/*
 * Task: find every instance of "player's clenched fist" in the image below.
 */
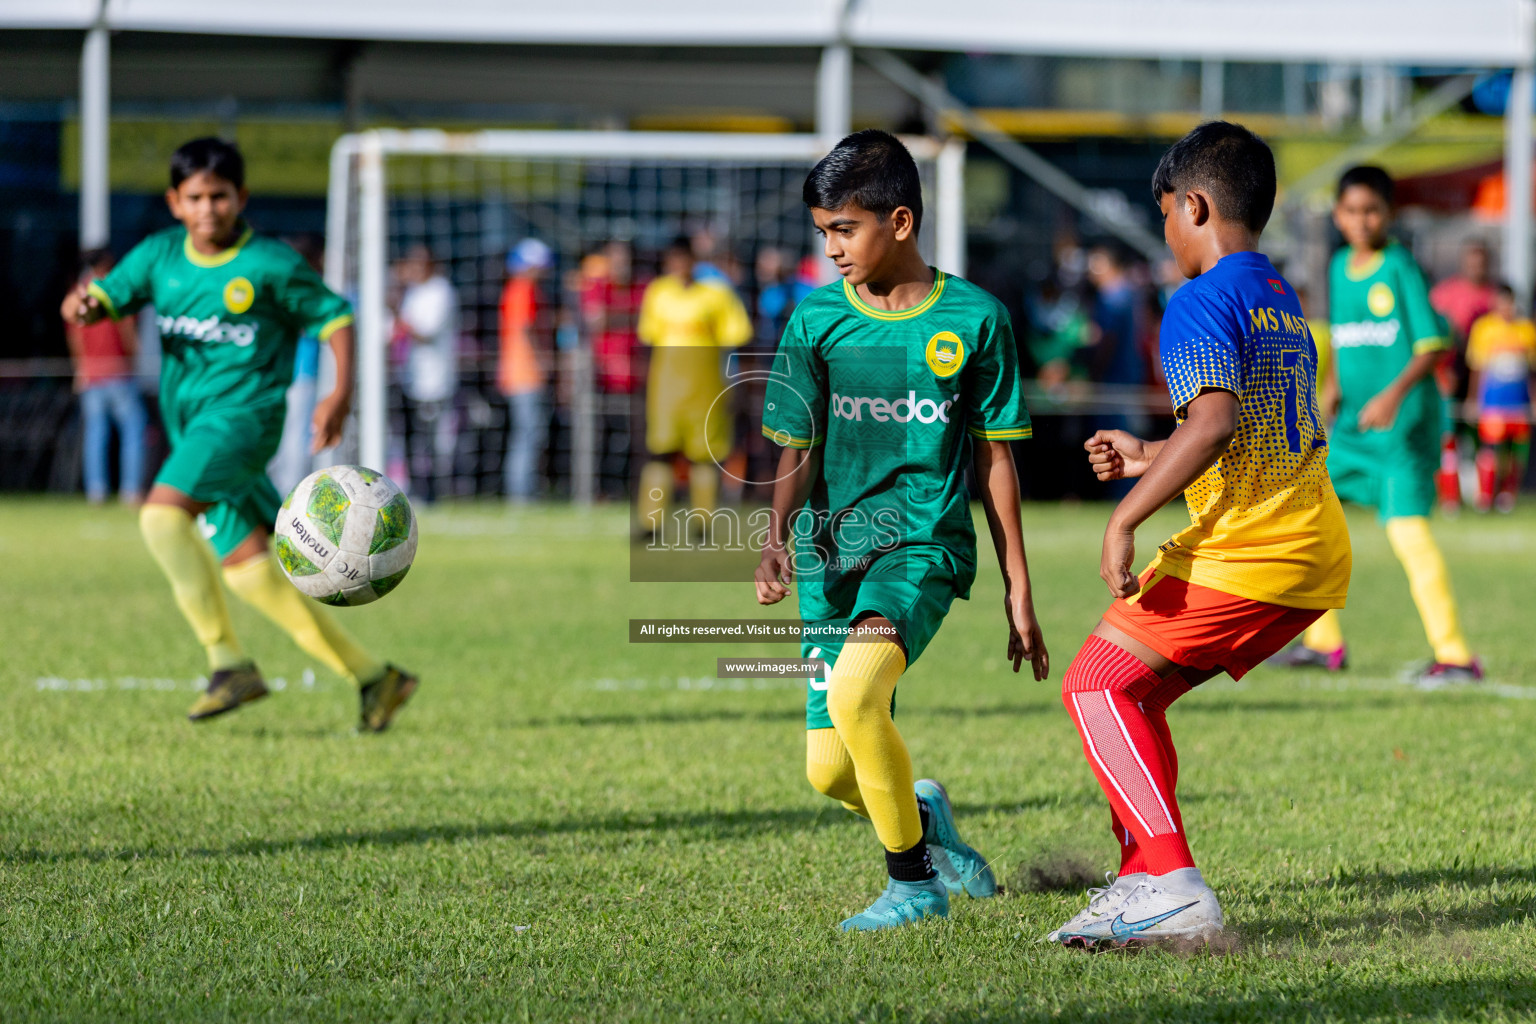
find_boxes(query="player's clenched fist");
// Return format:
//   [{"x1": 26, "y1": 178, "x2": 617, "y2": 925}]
[
  {"x1": 61, "y1": 283, "x2": 106, "y2": 326},
  {"x1": 1084, "y1": 429, "x2": 1154, "y2": 481},
  {"x1": 755, "y1": 544, "x2": 793, "y2": 605}
]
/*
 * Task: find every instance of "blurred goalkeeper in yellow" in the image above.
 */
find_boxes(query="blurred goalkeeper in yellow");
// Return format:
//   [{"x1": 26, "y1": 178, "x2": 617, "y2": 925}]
[{"x1": 636, "y1": 236, "x2": 752, "y2": 530}]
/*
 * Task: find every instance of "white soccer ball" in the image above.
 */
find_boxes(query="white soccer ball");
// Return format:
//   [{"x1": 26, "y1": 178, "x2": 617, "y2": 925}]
[{"x1": 273, "y1": 465, "x2": 417, "y2": 606}]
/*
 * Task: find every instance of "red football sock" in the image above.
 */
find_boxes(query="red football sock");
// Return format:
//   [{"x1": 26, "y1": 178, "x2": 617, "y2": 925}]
[
  {"x1": 1476, "y1": 448, "x2": 1498, "y2": 509},
  {"x1": 1110, "y1": 671, "x2": 1190, "y2": 876},
  {"x1": 1063, "y1": 636, "x2": 1195, "y2": 875},
  {"x1": 1437, "y1": 434, "x2": 1461, "y2": 507}
]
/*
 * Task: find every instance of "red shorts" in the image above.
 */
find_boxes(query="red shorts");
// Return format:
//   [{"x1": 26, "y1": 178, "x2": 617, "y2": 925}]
[
  {"x1": 1102, "y1": 571, "x2": 1323, "y2": 680},
  {"x1": 1478, "y1": 414, "x2": 1531, "y2": 446}
]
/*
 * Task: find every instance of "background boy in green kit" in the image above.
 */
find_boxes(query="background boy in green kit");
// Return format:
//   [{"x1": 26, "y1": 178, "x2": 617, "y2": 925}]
[
  {"x1": 1271, "y1": 165, "x2": 1481, "y2": 684},
  {"x1": 755, "y1": 131, "x2": 1048, "y2": 932},
  {"x1": 62, "y1": 137, "x2": 418, "y2": 728}
]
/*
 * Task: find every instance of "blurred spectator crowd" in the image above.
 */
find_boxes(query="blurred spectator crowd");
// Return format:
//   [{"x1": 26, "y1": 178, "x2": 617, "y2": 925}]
[{"x1": 41, "y1": 231, "x2": 1535, "y2": 513}]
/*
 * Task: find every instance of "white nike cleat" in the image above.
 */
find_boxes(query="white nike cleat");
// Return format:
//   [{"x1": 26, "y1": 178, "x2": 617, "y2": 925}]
[
  {"x1": 1045, "y1": 871, "x2": 1145, "y2": 944},
  {"x1": 1054, "y1": 877, "x2": 1223, "y2": 949}
]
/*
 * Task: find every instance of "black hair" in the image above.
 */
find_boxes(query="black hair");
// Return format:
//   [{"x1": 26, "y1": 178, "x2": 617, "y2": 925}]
[
  {"x1": 1151, "y1": 120, "x2": 1276, "y2": 233},
  {"x1": 1088, "y1": 241, "x2": 1130, "y2": 269},
  {"x1": 1495, "y1": 281, "x2": 1516, "y2": 298},
  {"x1": 79, "y1": 247, "x2": 113, "y2": 274},
  {"x1": 665, "y1": 235, "x2": 694, "y2": 257},
  {"x1": 169, "y1": 136, "x2": 245, "y2": 190},
  {"x1": 1336, "y1": 165, "x2": 1395, "y2": 205},
  {"x1": 803, "y1": 129, "x2": 923, "y2": 234}
]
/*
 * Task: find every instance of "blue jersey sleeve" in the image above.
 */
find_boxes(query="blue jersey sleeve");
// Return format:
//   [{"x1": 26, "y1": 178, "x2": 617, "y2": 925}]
[{"x1": 1159, "y1": 287, "x2": 1243, "y2": 419}]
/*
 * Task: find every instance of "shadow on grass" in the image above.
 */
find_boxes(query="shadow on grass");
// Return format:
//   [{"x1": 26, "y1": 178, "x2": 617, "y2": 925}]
[
  {"x1": 978, "y1": 976, "x2": 1536, "y2": 1024},
  {"x1": 0, "y1": 793, "x2": 1093, "y2": 866},
  {"x1": 510, "y1": 702, "x2": 1058, "y2": 730},
  {"x1": 1236, "y1": 863, "x2": 1536, "y2": 942},
  {"x1": 506, "y1": 693, "x2": 1416, "y2": 731}
]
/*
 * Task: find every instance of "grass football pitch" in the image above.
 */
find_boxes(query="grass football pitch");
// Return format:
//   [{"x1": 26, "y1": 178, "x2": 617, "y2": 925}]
[{"x1": 3, "y1": 497, "x2": 1535, "y2": 1023}]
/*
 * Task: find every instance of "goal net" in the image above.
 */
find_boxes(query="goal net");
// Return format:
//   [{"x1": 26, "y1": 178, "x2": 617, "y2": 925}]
[{"x1": 322, "y1": 130, "x2": 965, "y2": 505}]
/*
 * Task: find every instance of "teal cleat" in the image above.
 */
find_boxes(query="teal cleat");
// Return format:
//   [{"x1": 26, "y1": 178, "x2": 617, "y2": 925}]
[
  {"x1": 839, "y1": 875, "x2": 949, "y2": 932},
  {"x1": 915, "y1": 778, "x2": 997, "y2": 899}
]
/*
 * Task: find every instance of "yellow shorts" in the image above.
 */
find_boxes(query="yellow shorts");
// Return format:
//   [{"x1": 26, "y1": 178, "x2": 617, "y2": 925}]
[{"x1": 646, "y1": 395, "x2": 732, "y2": 462}]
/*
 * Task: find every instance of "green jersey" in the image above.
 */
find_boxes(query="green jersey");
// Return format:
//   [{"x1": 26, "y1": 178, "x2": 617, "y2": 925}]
[
  {"x1": 1327, "y1": 241, "x2": 1447, "y2": 454},
  {"x1": 761, "y1": 270, "x2": 1030, "y2": 601},
  {"x1": 90, "y1": 223, "x2": 353, "y2": 429}
]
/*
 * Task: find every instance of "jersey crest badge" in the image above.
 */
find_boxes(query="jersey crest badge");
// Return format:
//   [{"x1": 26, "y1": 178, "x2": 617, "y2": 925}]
[
  {"x1": 1367, "y1": 282, "x2": 1395, "y2": 318},
  {"x1": 925, "y1": 331, "x2": 965, "y2": 378},
  {"x1": 223, "y1": 277, "x2": 255, "y2": 315},
  {"x1": 1267, "y1": 279, "x2": 1285, "y2": 294}
]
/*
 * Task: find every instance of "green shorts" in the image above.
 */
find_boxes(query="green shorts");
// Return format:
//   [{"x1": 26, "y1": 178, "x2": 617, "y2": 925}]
[
  {"x1": 1327, "y1": 436, "x2": 1437, "y2": 522},
  {"x1": 798, "y1": 555, "x2": 960, "y2": 731},
  {"x1": 157, "y1": 408, "x2": 285, "y2": 559}
]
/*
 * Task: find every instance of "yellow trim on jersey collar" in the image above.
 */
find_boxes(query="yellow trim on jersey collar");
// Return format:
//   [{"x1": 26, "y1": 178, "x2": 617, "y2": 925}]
[
  {"x1": 183, "y1": 224, "x2": 254, "y2": 268},
  {"x1": 1344, "y1": 246, "x2": 1387, "y2": 282},
  {"x1": 843, "y1": 269, "x2": 946, "y2": 321}
]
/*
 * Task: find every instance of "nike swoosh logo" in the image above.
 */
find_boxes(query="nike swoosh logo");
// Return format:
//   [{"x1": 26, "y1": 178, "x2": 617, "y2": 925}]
[{"x1": 1108, "y1": 900, "x2": 1199, "y2": 938}]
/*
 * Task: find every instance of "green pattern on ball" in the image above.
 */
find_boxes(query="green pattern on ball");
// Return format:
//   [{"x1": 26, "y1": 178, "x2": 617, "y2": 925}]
[
  {"x1": 275, "y1": 534, "x2": 322, "y2": 577},
  {"x1": 316, "y1": 591, "x2": 349, "y2": 606},
  {"x1": 369, "y1": 493, "x2": 413, "y2": 555},
  {"x1": 354, "y1": 466, "x2": 382, "y2": 484},
  {"x1": 306, "y1": 474, "x2": 351, "y2": 546},
  {"x1": 370, "y1": 566, "x2": 411, "y2": 599}
]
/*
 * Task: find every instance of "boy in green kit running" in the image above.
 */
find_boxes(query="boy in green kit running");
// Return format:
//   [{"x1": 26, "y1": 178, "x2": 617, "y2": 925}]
[
  {"x1": 756, "y1": 130, "x2": 1049, "y2": 931},
  {"x1": 1270, "y1": 165, "x2": 1480, "y2": 685},
  {"x1": 62, "y1": 137, "x2": 417, "y2": 728}
]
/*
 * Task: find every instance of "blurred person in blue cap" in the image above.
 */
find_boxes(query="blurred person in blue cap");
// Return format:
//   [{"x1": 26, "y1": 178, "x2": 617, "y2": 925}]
[{"x1": 499, "y1": 237, "x2": 553, "y2": 501}]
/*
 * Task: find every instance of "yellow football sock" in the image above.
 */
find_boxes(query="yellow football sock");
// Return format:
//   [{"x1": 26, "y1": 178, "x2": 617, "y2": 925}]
[
  {"x1": 637, "y1": 460, "x2": 672, "y2": 533},
  {"x1": 222, "y1": 553, "x2": 385, "y2": 687},
  {"x1": 139, "y1": 504, "x2": 246, "y2": 671},
  {"x1": 1386, "y1": 516, "x2": 1473, "y2": 666},
  {"x1": 1303, "y1": 609, "x2": 1344, "y2": 653},
  {"x1": 688, "y1": 461, "x2": 719, "y2": 516},
  {"x1": 825, "y1": 638, "x2": 920, "y2": 853},
  {"x1": 806, "y1": 727, "x2": 869, "y2": 818}
]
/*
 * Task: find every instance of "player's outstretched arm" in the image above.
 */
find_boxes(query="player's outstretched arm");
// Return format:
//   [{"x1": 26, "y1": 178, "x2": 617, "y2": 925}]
[
  {"x1": 1099, "y1": 388, "x2": 1239, "y2": 598},
  {"x1": 755, "y1": 445, "x2": 821, "y2": 606},
  {"x1": 974, "y1": 439, "x2": 1048, "y2": 680},
  {"x1": 311, "y1": 324, "x2": 357, "y2": 453}
]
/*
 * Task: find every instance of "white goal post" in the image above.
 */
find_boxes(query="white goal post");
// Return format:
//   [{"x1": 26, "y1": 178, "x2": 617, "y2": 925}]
[{"x1": 323, "y1": 129, "x2": 966, "y2": 503}]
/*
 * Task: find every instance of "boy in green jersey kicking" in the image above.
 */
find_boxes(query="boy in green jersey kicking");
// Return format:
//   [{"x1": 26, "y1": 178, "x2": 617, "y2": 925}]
[
  {"x1": 756, "y1": 131, "x2": 1049, "y2": 931},
  {"x1": 1271, "y1": 165, "x2": 1480, "y2": 685},
  {"x1": 62, "y1": 137, "x2": 417, "y2": 728}
]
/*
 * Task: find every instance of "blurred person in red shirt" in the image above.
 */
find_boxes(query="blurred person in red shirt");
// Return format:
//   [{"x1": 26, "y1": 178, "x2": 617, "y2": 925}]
[
  {"x1": 581, "y1": 241, "x2": 644, "y2": 395},
  {"x1": 580, "y1": 241, "x2": 646, "y2": 498},
  {"x1": 1431, "y1": 240, "x2": 1497, "y2": 343},
  {"x1": 1430, "y1": 240, "x2": 1498, "y2": 512},
  {"x1": 499, "y1": 238, "x2": 553, "y2": 501},
  {"x1": 65, "y1": 248, "x2": 147, "y2": 505}
]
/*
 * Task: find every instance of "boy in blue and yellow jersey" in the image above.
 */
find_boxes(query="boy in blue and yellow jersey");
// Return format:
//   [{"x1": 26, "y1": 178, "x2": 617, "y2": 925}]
[
  {"x1": 1051, "y1": 123, "x2": 1351, "y2": 949},
  {"x1": 1272, "y1": 166, "x2": 1481, "y2": 684},
  {"x1": 1466, "y1": 283, "x2": 1535, "y2": 512},
  {"x1": 756, "y1": 130, "x2": 1048, "y2": 932},
  {"x1": 62, "y1": 137, "x2": 416, "y2": 729}
]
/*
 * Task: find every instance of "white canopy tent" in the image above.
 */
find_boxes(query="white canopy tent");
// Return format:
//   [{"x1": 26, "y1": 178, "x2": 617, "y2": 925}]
[
  {"x1": 15, "y1": 0, "x2": 1536, "y2": 287},
  {"x1": 21, "y1": 0, "x2": 1536, "y2": 63}
]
